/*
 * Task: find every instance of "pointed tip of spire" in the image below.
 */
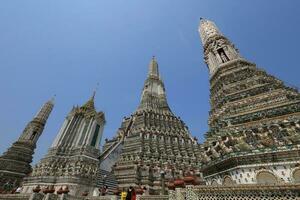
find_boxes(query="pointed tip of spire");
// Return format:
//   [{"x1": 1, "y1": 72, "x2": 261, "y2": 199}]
[
  {"x1": 199, "y1": 17, "x2": 213, "y2": 25},
  {"x1": 89, "y1": 90, "x2": 96, "y2": 103},
  {"x1": 81, "y1": 91, "x2": 96, "y2": 111},
  {"x1": 199, "y1": 17, "x2": 207, "y2": 23},
  {"x1": 151, "y1": 55, "x2": 157, "y2": 64},
  {"x1": 92, "y1": 90, "x2": 96, "y2": 99},
  {"x1": 35, "y1": 96, "x2": 55, "y2": 121},
  {"x1": 48, "y1": 95, "x2": 56, "y2": 105},
  {"x1": 92, "y1": 82, "x2": 99, "y2": 100},
  {"x1": 199, "y1": 18, "x2": 222, "y2": 45},
  {"x1": 148, "y1": 56, "x2": 159, "y2": 78}
]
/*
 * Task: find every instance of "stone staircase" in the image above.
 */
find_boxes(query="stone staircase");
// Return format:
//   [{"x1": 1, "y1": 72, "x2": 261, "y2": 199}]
[
  {"x1": 96, "y1": 169, "x2": 118, "y2": 195},
  {"x1": 97, "y1": 117, "x2": 136, "y2": 194}
]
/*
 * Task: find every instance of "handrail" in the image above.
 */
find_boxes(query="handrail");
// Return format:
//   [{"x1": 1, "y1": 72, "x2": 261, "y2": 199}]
[{"x1": 99, "y1": 116, "x2": 135, "y2": 162}]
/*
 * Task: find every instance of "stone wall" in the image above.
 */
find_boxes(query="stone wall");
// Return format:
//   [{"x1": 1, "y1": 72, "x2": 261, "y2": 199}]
[
  {"x1": 0, "y1": 193, "x2": 31, "y2": 200},
  {"x1": 170, "y1": 184, "x2": 300, "y2": 200},
  {"x1": 205, "y1": 161, "x2": 299, "y2": 185}
]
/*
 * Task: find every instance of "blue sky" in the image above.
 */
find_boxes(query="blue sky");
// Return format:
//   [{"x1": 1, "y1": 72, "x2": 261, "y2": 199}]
[{"x1": 0, "y1": 0, "x2": 299, "y2": 163}]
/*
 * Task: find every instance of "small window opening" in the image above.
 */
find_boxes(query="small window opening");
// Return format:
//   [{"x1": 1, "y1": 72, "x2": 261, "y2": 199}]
[
  {"x1": 30, "y1": 131, "x2": 37, "y2": 140},
  {"x1": 217, "y1": 48, "x2": 229, "y2": 63},
  {"x1": 91, "y1": 124, "x2": 100, "y2": 146}
]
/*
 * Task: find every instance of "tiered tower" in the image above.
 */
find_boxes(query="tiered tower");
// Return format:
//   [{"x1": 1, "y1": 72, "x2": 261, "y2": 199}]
[
  {"x1": 0, "y1": 98, "x2": 54, "y2": 188},
  {"x1": 198, "y1": 18, "x2": 300, "y2": 185},
  {"x1": 101, "y1": 57, "x2": 202, "y2": 194},
  {"x1": 22, "y1": 93, "x2": 105, "y2": 196}
]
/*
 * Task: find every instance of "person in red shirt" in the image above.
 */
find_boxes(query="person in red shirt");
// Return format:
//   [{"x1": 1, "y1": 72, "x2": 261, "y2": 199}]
[{"x1": 131, "y1": 187, "x2": 136, "y2": 200}]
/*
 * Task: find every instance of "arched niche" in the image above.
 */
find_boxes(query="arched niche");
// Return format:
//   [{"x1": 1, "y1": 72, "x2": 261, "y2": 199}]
[
  {"x1": 256, "y1": 171, "x2": 278, "y2": 184},
  {"x1": 211, "y1": 179, "x2": 218, "y2": 186},
  {"x1": 292, "y1": 168, "x2": 300, "y2": 183},
  {"x1": 223, "y1": 176, "x2": 235, "y2": 185}
]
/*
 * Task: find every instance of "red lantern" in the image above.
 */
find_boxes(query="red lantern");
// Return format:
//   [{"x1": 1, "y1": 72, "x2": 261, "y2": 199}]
[
  {"x1": 184, "y1": 175, "x2": 195, "y2": 185},
  {"x1": 174, "y1": 179, "x2": 185, "y2": 188},
  {"x1": 167, "y1": 181, "x2": 175, "y2": 190},
  {"x1": 48, "y1": 186, "x2": 55, "y2": 194},
  {"x1": 42, "y1": 186, "x2": 50, "y2": 194}
]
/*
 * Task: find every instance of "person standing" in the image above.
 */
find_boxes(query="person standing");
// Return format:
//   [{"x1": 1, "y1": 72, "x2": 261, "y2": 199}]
[
  {"x1": 126, "y1": 186, "x2": 132, "y2": 200},
  {"x1": 121, "y1": 188, "x2": 127, "y2": 200},
  {"x1": 131, "y1": 187, "x2": 136, "y2": 200},
  {"x1": 101, "y1": 185, "x2": 108, "y2": 196}
]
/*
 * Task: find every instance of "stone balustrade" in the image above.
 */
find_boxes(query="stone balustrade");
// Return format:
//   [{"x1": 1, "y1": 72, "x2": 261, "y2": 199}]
[
  {"x1": 1, "y1": 184, "x2": 300, "y2": 200},
  {"x1": 170, "y1": 184, "x2": 300, "y2": 200}
]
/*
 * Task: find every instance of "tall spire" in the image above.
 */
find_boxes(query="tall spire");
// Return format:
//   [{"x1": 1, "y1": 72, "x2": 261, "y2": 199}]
[
  {"x1": 0, "y1": 98, "x2": 54, "y2": 187},
  {"x1": 34, "y1": 96, "x2": 55, "y2": 124},
  {"x1": 198, "y1": 18, "x2": 241, "y2": 75},
  {"x1": 198, "y1": 19, "x2": 300, "y2": 187},
  {"x1": 19, "y1": 97, "x2": 54, "y2": 142},
  {"x1": 137, "y1": 57, "x2": 172, "y2": 114},
  {"x1": 100, "y1": 58, "x2": 195, "y2": 192}
]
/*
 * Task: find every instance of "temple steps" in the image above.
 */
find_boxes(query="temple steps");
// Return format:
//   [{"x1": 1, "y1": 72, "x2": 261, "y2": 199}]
[{"x1": 96, "y1": 169, "x2": 118, "y2": 194}]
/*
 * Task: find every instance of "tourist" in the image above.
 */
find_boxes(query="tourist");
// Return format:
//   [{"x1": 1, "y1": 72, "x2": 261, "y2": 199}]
[
  {"x1": 131, "y1": 187, "x2": 136, "y2": 200},
  {"x1": 121, "y1": 188, "x2": 127, "y2": 200},
  {"x1": 100, "y1": 185, "x2": 108, "y2": 196},
  {"x1": 126, "y1": 186, "x2": 133, "y2": 200}
]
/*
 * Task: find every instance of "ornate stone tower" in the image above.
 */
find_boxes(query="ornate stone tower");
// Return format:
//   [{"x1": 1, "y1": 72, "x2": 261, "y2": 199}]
[
  {"x1": 0, "y1": 98, "x2": 54, "y2": 188},
  {"x1": 100, "y1": 57, "x2": 202, "y2": 194},
  {"x1": 198, "y1": 18, "x2": 300, "y2": 185},
  {"x1": 23, "y1": 93, "x2": 105, "y2": 196}
]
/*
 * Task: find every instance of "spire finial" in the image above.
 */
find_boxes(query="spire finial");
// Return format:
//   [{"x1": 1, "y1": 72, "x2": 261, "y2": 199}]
[
  {"x1": 50, "y1": 94, "x2": 56, "y2": 104},
  {"x1": 92, "y1": 82, "x2": 99, "y2": 99},
  {"x1": 148, "y1": 56, "x2": 159, "y2": 77},
  {"x1": 137, "y1": 57, "x2": 171, "y2": 113},
  {"x1": 81, "y1": 84, "x2": 98, "y2": 110},
  {"x1": 199, "y1": 18, "x2": 222, "y2": 45},
  {"x1": 35, "y1": 97, "x2": 55, "y2": 121}
]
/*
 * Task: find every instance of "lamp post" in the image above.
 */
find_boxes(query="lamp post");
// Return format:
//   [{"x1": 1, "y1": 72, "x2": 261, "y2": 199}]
[{"x1": 160, "y1": 170, "x2": 166, "y2": 195}]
